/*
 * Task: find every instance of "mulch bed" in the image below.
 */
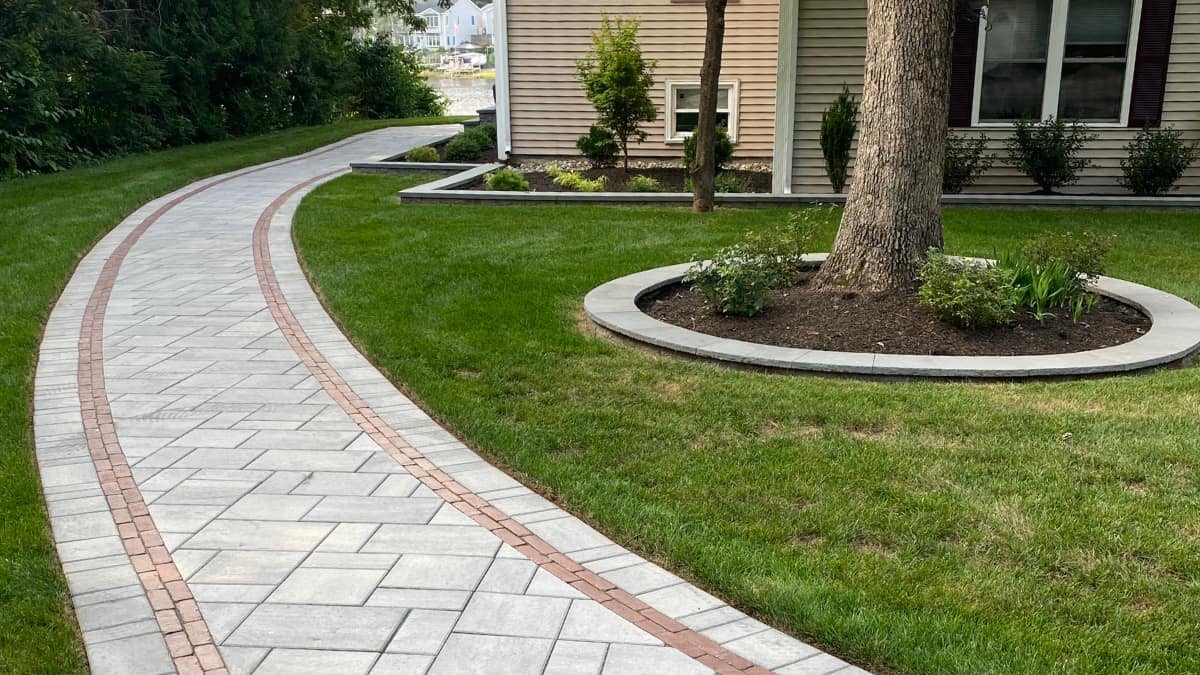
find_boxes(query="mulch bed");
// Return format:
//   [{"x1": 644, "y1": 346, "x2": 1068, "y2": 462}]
[
  {"x1": 640, "y1": 274, "x2": 1151, "y2": 356},
  {"x1": 465, "y1": 167, "x2": 771, "y2": 193}
]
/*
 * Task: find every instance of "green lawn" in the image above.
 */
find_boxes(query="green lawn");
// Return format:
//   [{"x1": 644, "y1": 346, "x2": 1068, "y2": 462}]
[
  {"x1": 0, "y1": 117, "x2": 464, "y2": 674},
  {"x1": 295, "y1": 173, "x2": 1200, "y2": 675}
]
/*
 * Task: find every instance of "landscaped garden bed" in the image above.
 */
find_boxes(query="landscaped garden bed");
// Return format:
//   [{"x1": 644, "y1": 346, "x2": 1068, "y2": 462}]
[
  {"x1": 641, "y1": 272, "x2": 1149, "y2": 356},
  {"x1": 296, "y1": 172, "x2": 1200, "y2": 675},
  {"x1": 463, "y1": 165, "x2": 771, "y2": 193}
]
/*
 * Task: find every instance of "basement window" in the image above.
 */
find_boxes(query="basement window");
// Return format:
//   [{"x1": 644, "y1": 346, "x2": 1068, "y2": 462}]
[{"x1": 665, "y1": 81, "x2": 740, "y2": 143}]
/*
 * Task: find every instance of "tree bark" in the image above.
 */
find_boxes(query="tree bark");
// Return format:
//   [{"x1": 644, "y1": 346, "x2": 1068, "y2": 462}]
[
  {"x1": 813, "y1": 0, "x2": 956, "y2": 292},
  {"x1": 690, "y1": 0, "x2": 729, "y2": 213}
]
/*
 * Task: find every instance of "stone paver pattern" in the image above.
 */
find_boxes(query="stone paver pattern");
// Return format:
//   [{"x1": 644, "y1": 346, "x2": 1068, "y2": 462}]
[{"x1": 34, "y1": 126, "x2": 868, "y2": 675}]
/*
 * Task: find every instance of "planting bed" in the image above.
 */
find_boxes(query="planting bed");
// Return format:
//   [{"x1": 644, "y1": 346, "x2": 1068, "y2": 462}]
[
  {"x1": 464, "y1": 166, "x2": 771, "y2": 192},
  {"x1": 642, "y1": 275, "x2": 1149, "y2": 357}
]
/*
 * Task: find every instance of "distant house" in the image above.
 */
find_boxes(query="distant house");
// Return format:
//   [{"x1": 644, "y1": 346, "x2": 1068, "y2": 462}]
[
  {"x1": 490, "y1": 0, "x2": 1200, "y2": 195},
  {"x1": 376, "y1": 0, "x2": 492, "y2": 51}
]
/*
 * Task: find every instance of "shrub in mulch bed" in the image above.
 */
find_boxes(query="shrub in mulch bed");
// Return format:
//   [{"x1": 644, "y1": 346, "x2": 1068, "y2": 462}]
[
  {"x1": 641, "y1": 274, "x2": 1149, "y2": 357},
  {"x1": 468, "y1": 167, "x2": 771, "y2": 193}
]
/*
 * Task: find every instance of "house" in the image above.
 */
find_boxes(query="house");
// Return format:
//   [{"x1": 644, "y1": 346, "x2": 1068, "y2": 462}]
[
  {"x1": 490, "y1": 0, "x2": 1200, "y2": 195},
  {"x1": 377, "y1": 0, "x2": 492, "y2": 51}
]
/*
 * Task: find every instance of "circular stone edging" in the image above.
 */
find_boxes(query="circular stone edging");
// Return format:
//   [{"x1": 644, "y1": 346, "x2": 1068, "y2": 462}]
[{"x1": 584, "y1": 254, "x2": 1200, "y2": 378}]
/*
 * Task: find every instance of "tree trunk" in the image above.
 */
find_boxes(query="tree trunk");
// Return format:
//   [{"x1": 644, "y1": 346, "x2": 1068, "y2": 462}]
[
  {"x1": 690, "y1": 0, "x2": 729, "y2": 213},
  {"x1": 812, "y1": 0, "x2": 956, "y2": 292}
]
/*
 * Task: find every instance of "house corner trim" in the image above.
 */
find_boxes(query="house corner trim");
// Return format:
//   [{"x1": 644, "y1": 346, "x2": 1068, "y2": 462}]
[{"x1": 772, "y1": 0, "x2": 799, "y2": 195}]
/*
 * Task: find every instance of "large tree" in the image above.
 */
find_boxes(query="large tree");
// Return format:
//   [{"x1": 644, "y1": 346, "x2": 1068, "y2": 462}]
[
  {"x1": 689, "y1": 0, "x2": 729, "y2": 213},
  {"x1": 812, "y1": 0, "x2": 958, "y2": 292}
]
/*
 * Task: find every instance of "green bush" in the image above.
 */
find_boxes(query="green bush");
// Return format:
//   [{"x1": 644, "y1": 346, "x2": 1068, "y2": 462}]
[
  {"x1": 998, "y1": 231, "x2": 1113, "y2": 324},
  {"x1": 474, "y1": 123, "x2": 498, "y2": 146},
  {"x1": 1119, "y1": 125, "x2": 1198, "y2": 196},
  {"x1": 546, "y1": 165, "x2": 607, "y2": 192},
  {"x1": 443, "y1": 134, "x2": 483, "y2": 162},
  {"x1": 1006, "y1": 116, "x2": 1096, "y2": 193},
  {"x1": 484, "y1": 168, "x2": 530, "y2": 191},
  {"x1": 685, "y1": 246, "x2": 792, "y2": 317},
  {"x1": 683, "y1": 125, "x2": 734, "y2": 171},
  {"x1": 625, "y1": 175, "x2": 662, "y2": 192},
  {"x1": 820, "y1": 85, "x2": 859, "y2": 192},
  {"x1": 577, "y1": 125, "x2": 620, "y2": 168},
  {"x1": 349, "y1": 37, "x2": 447, "y2": 119},
  {"x1": 685, "y1": 213, "x2": 822, "y2": 316},
  {"x1": 464, "y1": 124, "x2": 496, "y2": 150},
  {"x1": 943, "y1": 132, "x2": 995, "y2": 194},
  {"x1": 405, "y1": 146, "x2": 440, "y2": 163},
  {"x1": 743, "y1": 209, "x2": 824, "y2": 271},
  {"x1": 714, "y1": 173, "x2": 751, "y2": 194},
  {"x1": 918, "y1": 251, "x2": 1020, "y2": 329}
]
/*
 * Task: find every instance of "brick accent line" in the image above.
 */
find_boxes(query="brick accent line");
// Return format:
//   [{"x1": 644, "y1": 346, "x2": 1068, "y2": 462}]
[
  {"x1": 79, "y1": 179, "x2": 233, "y2": 675},
  {"x1": 253, "y1": 175, "x2": 777, "y2": 675},
  {"x1": 71, "y1": 136, "x2": 366, "y2": 675}
]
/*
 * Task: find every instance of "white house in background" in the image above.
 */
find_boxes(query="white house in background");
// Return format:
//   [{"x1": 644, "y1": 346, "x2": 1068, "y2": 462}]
[{"x1": 377, "y1": 0, "x2": 492, "y2": 51}]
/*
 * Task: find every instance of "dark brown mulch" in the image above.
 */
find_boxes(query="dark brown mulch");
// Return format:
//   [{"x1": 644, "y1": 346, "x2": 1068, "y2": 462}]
[
  {"x1": 464, "y1": 167, "x2": 771, "y2": 193},
  {"x1": 640, "y1": 275, "x2": 1151, "y2": 356}
]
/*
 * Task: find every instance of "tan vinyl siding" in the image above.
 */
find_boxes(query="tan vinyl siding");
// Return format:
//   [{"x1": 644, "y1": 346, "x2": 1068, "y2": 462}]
[
  {"x1": 506, "y1": 0, "x2": 779, "y2": 159},
  {"x1": 792, "y1": 0, "x2": 1200, "y2": 194}
]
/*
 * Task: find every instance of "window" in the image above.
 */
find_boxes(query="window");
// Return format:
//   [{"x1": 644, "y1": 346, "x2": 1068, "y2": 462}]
[
  {"x1": 425, "y1": 14, "x2": 440, "y2": 30},
  {"x1": 974, "y1": 0, "x2": 1139, "y2": 124},
  {"x1": 471, "y1": 16, "x2": 476, "y2": 25},
  {"x1": 665, "y1": 81, "x2": 739, "y2": 143}
]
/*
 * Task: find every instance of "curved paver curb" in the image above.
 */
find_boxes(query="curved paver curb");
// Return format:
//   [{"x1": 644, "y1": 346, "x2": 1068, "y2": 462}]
[{"x1": 585, "y1": 255, "x2": 1200, "y2": 378}]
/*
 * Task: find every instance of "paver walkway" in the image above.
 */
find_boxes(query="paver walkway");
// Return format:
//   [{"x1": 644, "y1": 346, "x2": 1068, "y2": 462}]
[{"x1": 34, "y1": 126, "x2": 868, "y2": 675}]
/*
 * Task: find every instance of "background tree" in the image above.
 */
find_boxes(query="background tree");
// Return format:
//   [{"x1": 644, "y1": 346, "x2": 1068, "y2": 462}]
[
  {"x1": 1, "y1": 0, "x2": 445, "y2": 180},
  {"x1": 576, "y1": 16, "x2": 657, "y2": 171},
  {"x1": 689, "y1": 0, "x2": 729, "y2": 213},
  {"x1": 813, "y1": 0, "x2": 959, "y2": 292}
]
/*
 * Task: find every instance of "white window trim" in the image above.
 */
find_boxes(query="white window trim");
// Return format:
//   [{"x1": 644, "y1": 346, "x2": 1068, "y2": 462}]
[
  {"x1": 970, "y1": 0, "x2": 1142, "y2": 128},
  {"x1": 664, "y1": 80, "x2": 740, "y2": 144}
]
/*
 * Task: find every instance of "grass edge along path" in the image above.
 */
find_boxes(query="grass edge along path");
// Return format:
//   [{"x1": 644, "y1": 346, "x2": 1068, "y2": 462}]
[
  {"x1": 0, "y1": 117, "x2": 465, "y2": 674},
  {"x1": 294, "y1": 173, "x2": 1200, "y2": 675}
]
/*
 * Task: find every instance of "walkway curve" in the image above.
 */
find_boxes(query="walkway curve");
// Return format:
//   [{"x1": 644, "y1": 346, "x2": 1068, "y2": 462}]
[{"x1": 35, "y1": 127, "x2": 866, "y2": 675}]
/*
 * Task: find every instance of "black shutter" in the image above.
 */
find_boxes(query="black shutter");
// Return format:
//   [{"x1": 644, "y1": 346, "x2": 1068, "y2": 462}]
[
  {"x1": 1128, "y1": 0, "x2": 1178, "y2": 127},
  {"x1": 948, "y1": 2, "x2": 984, "y2": 127}
]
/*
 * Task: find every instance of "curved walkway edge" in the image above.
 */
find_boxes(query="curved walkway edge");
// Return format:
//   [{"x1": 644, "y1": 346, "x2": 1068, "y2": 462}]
[{"x1": 35, "y1": 127, "x2": 868, "y2": 675}]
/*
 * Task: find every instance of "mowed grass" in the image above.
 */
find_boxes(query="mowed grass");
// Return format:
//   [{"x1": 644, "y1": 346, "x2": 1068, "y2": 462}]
[
  {"x1": 295, "y1": 173, "x2": 1200, "y2": 675},
  {"x1": 0, "y1": 118, "x2": 464, "y2": 674}
]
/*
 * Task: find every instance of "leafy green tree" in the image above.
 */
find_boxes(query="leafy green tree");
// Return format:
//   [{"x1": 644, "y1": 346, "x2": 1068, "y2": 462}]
[{"x1": 576, "y1": 16, "x2": 657, "y2": 170}]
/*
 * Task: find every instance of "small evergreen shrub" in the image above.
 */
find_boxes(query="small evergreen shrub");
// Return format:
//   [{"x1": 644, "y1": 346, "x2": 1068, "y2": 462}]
[
  {"x1": 714, "y1": 173, "x2": 751, "y2": 194},
  {"x1": 484, "y1": 168, "x2": 530, "y2": 191},
  {"x1": 1119, "y1": 125, "x2": 1198, "y2": 196},
  {"x1": 943, "y1": 132, "x2": 995, "y2": 194},
  {"x1": 464, "y1": 125, "x2": 496, "y2": 150},
  {"x1": 820, "y1": 85, "x2": 859, "y2": 192},
  {"x1": 918, "y1": 251, "x2": 1020, "y2": 329},
  {"x1": 577, "y1": 125, "x2": 620, "y2": 168},
  {"x1": 1006, "y1": 116, "x2": 1096, "y2": 193},
  {"x1": 683, "y1": 126, "x2": 734, "y2": 171},
  {"x1": 443, "y1": 134, "x2": 483, "y2": 161},
  {"x1": 473, "y1": 123, "x2": 498, "y2": 146},
  {"x1": 405, "y1": 146, "x2": 440, "y2": 163},
  {"x1": 625, "y1": 175, "x2": 662, "y2": 192}
]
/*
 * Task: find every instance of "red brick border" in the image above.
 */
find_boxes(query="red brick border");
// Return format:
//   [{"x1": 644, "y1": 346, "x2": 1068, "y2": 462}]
[
  {"x1": 254, "y1": 175, "x2": 776, "y2": 675},
  {"x1": 72, "y1": 136, "x2": 366, "y2": 675},
  {"x1": 79, "y1": 179, "x2": 233, "y2": 675}
]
